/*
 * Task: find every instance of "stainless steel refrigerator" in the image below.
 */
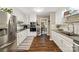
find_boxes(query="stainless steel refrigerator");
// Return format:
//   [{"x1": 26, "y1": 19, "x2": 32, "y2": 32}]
[
  {"x1": 0, "y1": 12, "x2": 17, "y2": 52},
  {"x1": 8, "y1": 15, "x2": 17, "y2": 42}
]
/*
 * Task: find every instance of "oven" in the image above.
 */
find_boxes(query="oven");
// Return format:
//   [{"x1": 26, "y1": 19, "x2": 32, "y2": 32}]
[{"x1": 30, "y1": 22, "x2": 36, "y2": 32}]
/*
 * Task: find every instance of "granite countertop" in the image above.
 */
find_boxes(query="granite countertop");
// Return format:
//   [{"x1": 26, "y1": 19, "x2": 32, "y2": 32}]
[
  {"x1": 17, "y1": 28, "x2": 27, "y2": 33},
  {"x1": 52, "y1": 30, "x2": 79, "y2": 44}
]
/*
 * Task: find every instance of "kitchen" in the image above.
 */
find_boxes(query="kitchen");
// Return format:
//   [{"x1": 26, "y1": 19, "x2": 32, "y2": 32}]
[{"x1": 0, "y1": 7, "x2": 79, "y2": 52}]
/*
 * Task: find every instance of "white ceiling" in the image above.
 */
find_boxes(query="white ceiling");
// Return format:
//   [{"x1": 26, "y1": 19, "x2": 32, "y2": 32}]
[{"x1": 12, "y1": 7, "x2": 67, "y2": 16}]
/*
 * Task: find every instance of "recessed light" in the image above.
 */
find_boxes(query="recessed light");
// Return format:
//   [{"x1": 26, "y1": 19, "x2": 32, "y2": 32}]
[{"x1": 34, "y1": 8, "x2": 44, "y2": 12}]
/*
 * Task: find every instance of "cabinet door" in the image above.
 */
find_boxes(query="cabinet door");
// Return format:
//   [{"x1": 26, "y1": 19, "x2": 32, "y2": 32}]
[
  {"x1": 17, "y1": 31, "x2": 24, "y2": 46},
  {"x1": 24, "y1": 30, "x2": 27, "y2": 38},
  {"x1": 27, "y1": 29, "x2": 30, "y2": 36},
  {"x1": 51, "y1": 31, "x2": 57, "y2": 42},
  {"x1": 57, "y1": 36, "x2": 63, "y2": 50},
  {"x1": 17, "y1": 30, "x2": 28, "y2": 46},
  {"x1": 63, "y1": 39, "x2": 73, "y2": 52},
  {"x1": 17, "y1": 33, "x2": 22, "y2": 45},
  {"x1": 51, "y1": 31, "x2": 63, "y2": 50},
  {"x1": 59, "y1": 33, "x2": 73, "y2": 44},
  {"x1": 55, "y1": 33, "x2": 63, "y2": 50}
]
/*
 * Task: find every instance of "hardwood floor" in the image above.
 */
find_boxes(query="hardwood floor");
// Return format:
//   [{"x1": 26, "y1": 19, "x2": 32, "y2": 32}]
[
  {"x1": 12, "y1": 35, "x2": 61, "y2": 52},
  {"x1": 28, "y1": 35, "x2": 61, "y2": 52}
]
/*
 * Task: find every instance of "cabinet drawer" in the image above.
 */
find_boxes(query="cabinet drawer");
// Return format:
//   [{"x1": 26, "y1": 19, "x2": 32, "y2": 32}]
[
  {"x1": 63, "y1": 40, "x2": 73, "y2": 52},
  {"x1": 55, "y1": 32, "x2": 73, "y2": 44},
  {"x1": 63, "y1": 38, "x2": 73, "y2": 47},
  {"x1": 63, "y1": 36, "x2": 73, "y2": 44}
]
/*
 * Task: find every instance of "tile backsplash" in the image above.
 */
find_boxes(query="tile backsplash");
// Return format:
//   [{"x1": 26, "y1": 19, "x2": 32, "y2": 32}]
[
  {"x1": 63, "y1": 14, "x2": 79, "y2": 35},
  {"x1": 62, "y1": 23, "x2": 79, "y2": 35},
  {"x1": 74, "y1": 23, "x2": 79, "y2": 35}
]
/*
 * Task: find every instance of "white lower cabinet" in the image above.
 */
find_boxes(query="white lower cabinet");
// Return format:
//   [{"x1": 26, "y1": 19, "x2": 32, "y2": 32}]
[
  {"x1": 63, "y1": 40, "x2": 73, "y2": 52},
  {"x1": 17, "y1": 29, "x2": 27, "y2": 46},
  {"x1": 51, "y1": 31, "x2": 63, "y2": 50},
  {"x1": 51, "y1": 31, "x2": 73, "y2": 52},
  {"x1": 27, "y1": 29, "x2": 36, "y2": 36}
]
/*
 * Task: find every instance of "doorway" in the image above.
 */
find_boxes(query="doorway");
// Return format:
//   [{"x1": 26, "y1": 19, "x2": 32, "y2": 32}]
[{"x1": 40, "y1": 18, "x2": 48, "y2": 35}]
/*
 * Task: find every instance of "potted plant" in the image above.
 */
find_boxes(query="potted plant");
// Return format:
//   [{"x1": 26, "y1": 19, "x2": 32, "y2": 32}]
[{"x1": 0, "y1": 8, "x2": 13, "y2": 14}]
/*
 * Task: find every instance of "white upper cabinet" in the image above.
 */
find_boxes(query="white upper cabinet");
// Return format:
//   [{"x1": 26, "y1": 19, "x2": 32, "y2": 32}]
[
  {"x1": 13, "y1": 8, "x2": 28, "y2": 25},
  {"x1": 64, "y1": 8, "x2": 79, "y2": 23},
  {"x1": 64, "y1": 8, "x2": 79, "y2": 17},
  {"x1": 50, "y1": 12, "x2": 55, "y2": 24},
  {"x1": 29, "y1": 14, "x2": 36, "y2": 22},
  {"x1": 24, "y1": 14, "x2": 36, "y2": 25},
  {"x1": 55, "y1": 11, "x2": 64, "y2": 25},
  {"x1": 50, "y1": 10, "x2": 65, "y2": 25},
  {"x1": 64, "y1": 14, "x2": 79, "y2": 23}
]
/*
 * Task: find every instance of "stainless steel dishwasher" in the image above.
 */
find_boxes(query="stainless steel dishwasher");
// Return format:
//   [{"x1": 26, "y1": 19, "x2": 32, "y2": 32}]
[{"x1": 73, "y1": 40, "x2": 79, "y2": 52}]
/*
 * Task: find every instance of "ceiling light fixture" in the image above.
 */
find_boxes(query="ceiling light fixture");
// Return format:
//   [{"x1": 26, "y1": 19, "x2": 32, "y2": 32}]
[{"x1": 70, "y1": 7, "x2": 79, "y2": 10}]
